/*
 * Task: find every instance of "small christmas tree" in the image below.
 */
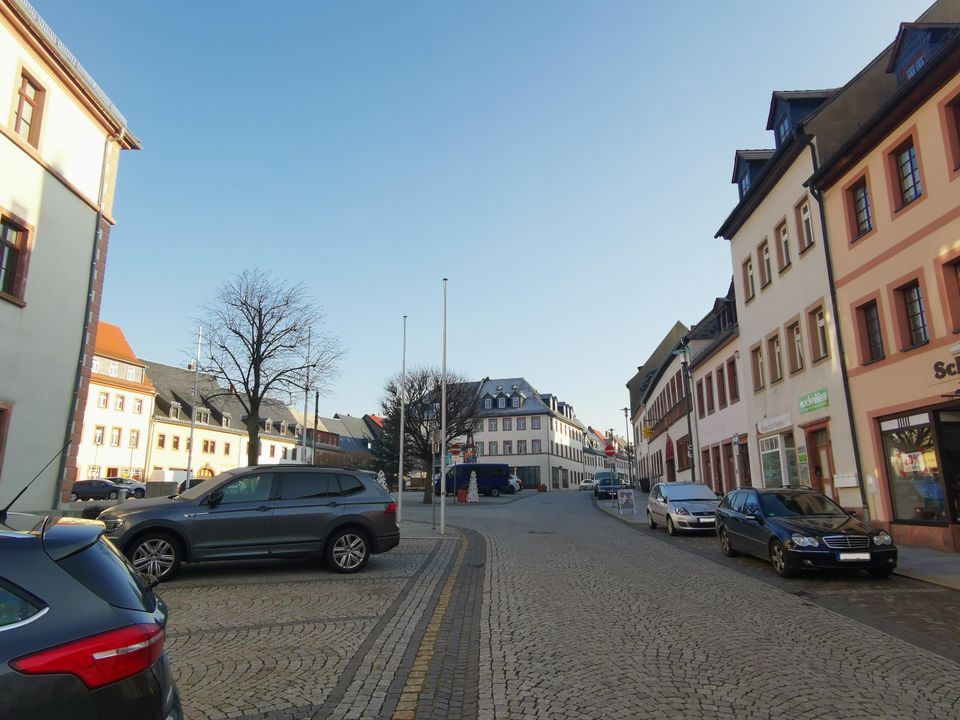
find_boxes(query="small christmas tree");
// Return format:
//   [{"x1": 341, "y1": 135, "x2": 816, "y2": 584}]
[
  {"x1": 467, "y1": 471, "x2": 479, "y2": 503},
  {"x1": 376, "y1": 470, "x2": 388, "y2": 491}
]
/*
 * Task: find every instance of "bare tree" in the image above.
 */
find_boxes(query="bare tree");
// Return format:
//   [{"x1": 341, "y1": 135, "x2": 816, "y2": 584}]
[
  {"x1": 200, "y1": 270, "x2": 344, "y2": 465},
  {"x1": 372, "y1": 367, "x2": 480, "y2": 502}
]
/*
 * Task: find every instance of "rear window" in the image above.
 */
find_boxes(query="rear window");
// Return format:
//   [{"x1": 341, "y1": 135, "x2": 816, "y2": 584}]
[
  {"x1": 337, "y1": 474, "x2": 365, "y2": 496},
  {"x1": 58, "y1": 539, "x2": 156, "y2": 613},
  {"x1": 0, "y1": 579, "x2": 44, "y2": 628},
  {"x1": 281, "y1": 472, "x2": 335, "y2": 499}
]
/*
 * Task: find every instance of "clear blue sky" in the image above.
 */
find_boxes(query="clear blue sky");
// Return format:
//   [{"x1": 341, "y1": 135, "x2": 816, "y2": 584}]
[{"x1": 33, "y1": 0, "x2": 933, "y2": 434}]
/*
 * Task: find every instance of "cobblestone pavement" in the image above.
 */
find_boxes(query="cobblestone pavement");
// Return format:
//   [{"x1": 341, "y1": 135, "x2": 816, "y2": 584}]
[{"x1": 158, "y1": 492, "x2": 960, "y2": 719}]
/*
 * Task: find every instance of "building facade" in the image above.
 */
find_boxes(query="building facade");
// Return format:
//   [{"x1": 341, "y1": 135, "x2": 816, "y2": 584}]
[
  {"x1": 75, "y1": 323, "x2": 155, "y2": 481},
  {"x1": 0, "y1": 0, "x2": 140, "y2": 510},
  {"x1": 811, "y1": 23, "x2": 960, "y2": 551}
]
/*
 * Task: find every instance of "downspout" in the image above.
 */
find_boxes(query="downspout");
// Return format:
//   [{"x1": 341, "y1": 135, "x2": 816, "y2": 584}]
[
  {"x1": 796, "y1": 128, "x2": 870, "y2": 519},
  {"x1": 55, "y1": 128, "x2": 125, "y2": 506}
]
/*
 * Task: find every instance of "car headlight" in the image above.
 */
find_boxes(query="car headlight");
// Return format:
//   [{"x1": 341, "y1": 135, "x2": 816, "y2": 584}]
[
  {"x1": 873, "y1": 531, "x2": 893, "y2": 546},
  {"x1": 790, "y1": 533, "x2": 819, "y2": 548},
  {"x1": 102, "y1": 518, "x2": 126, "y2": 533},
  {"x1": 674, "y1": 506, "x2": 690, "y2": 516}
]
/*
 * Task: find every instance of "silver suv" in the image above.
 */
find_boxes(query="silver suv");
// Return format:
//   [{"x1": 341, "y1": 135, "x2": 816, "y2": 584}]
[{"x1": 97, "y1": 466, "x2": 400, "y2": 581}]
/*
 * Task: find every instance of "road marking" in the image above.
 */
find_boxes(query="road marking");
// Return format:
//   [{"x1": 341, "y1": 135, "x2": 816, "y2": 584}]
[{"x1": 391, "y1": 532, "x2": 468, "y2": 720}]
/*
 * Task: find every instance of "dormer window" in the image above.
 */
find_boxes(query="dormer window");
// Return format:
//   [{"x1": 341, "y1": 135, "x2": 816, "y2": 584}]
[
  {"x1": 195, "y1": 409, "x2": 210, "y2": 425},
  {"x1": 497, "y1": 397, "x2": 506, "y2": 409},
  {"x1": 484, "y1": 398, "x2": 492, "y2": 410},
  {"x1": 776, "y1": 114, "x2": 791, "y2": 145},
  {"x1": 170, "y1": 403, "x2": 182, "y2": 420},
  {"x1": 905, "y1": 55, "x2": 926, "y2": 79},
  {"x1": 222, "y1": 412, "x2": 231, "y2": 428},
  {"x1": 511, "y1": 396, "x2": 520, "y2": 408},
  {"x1": 739, "y1": 171, "x2": 751, "y2": 198}
]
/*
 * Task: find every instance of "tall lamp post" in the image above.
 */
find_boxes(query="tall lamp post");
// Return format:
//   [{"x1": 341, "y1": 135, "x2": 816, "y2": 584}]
[
  {"x1": 622, "y1": 407, "x2": 633, "y2": 488},
  {"x1": 671, "y1": 343, "x2": 697, "y2": 483}
]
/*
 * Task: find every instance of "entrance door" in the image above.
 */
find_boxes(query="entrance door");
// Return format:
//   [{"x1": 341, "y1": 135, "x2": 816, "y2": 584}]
[
  {"x1": 807, "y1": 428, "x2": 835, "y2": 500},
  {"x1": 722, "y1": 442, "x2": 735, "y2": 494},
  {"x1": 666, "y1": 459, "x2": 676, "y2": 483},
  {"x1": 935, "y1": 419, "x2": 960, "y2": 525}
]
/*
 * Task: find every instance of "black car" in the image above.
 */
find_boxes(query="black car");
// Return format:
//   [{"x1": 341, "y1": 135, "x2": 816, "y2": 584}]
[
  {"x1": 99, "y1": 465, "x2": 401, "y2": 581},
  {"x1": 715, "y1": 487, "x2": 897, "y2": 578},
  {"x1": 69, "y1": 479, "x2": 129, "y2": 501},
  {"x1": 595, "y1": 480, "x2": 622, "y2": 500},
  {"x1": 0, "y1": 513, "x2": 182, "y2": 720}
]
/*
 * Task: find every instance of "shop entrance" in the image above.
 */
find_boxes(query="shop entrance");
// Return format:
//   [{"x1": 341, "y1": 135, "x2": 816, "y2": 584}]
[
  {"x1": 934, "y1": 415, "x2": 960, "y2": 525},
  {"x1": 804, "y1": 425, "x2": 836, "y2": 501}
]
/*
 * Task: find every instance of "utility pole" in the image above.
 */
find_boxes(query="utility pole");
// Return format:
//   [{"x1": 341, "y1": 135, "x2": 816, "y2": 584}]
[
  {"x1": 398, "y1": 315, "x2": 407, "y2": 523},
  {"x1": 622, "y1": 407, "x2": 633, "y2": 488},
  {"x1": 440, "y1": 279, "x2": 448, "y2": 535},
  {"x1": 186, "y1": 326, "x2": 202, "y2": 489},
  {"x1": 312, "y1": 391, "x2": 319, "y2": 464},
  {"x1": 301, "y1": 327, "x2": 311, "y2": 462}
]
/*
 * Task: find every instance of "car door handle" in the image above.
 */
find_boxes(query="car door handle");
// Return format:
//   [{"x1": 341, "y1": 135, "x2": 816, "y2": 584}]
[{"x1": 256, "y1": 505, "x2": 271, "y2": 512}]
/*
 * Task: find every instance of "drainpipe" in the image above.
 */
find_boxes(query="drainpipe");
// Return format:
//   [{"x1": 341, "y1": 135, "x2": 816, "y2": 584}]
[
  {"x1": 797, "y1": 128, "x2": 870, "y2": 519},
  {"x1": 56, "y1": 128, "x2": 125, "y2": 507}
]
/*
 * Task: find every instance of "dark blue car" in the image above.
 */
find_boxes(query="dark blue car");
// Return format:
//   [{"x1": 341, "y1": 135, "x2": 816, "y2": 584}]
[
  {"x1": 715, "y1": 487, "x2": 897, "y2": 578},
  {"x1": 435, "y1": 463, "x2": 514, "y2": 497}
]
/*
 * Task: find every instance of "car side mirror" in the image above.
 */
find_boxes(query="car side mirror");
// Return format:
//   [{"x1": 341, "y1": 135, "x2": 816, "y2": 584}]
[
  {"x1": 206, "y1": 490, "x2": 224, "y2": 507},
  {"x1": 847, "y1": 508, "x2": 858, "y2": 517}
]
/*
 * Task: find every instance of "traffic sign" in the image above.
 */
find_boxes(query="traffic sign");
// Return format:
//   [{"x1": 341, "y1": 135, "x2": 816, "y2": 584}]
[
  {"x1": 451, "y1": 443, "x2": 461, "y2": 458},
  {"x1": 604, "y1": 443, "x2": 615, "y2": 457}
]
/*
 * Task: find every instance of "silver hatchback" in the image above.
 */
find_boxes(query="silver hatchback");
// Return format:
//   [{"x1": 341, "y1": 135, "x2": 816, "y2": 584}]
[
  {"x1": 647, "y1": 482, "x2": 720, "y2": 535},
  {"x1": 98, "y1": 465, "x2": 400, "y2": 581}
]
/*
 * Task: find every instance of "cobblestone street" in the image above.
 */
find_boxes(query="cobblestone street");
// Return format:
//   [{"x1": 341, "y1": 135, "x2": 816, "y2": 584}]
[{"x1": 158, "y1": 492, "x2": 960, "y2": 719}]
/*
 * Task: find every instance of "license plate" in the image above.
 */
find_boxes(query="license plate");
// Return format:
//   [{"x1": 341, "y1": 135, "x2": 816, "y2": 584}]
[
  {"x1": 838, "y1": 552, "x2": 871, "y2": 561},
  {"x1": 698, "y1": 517, "x2": 715, "y2": 523}
]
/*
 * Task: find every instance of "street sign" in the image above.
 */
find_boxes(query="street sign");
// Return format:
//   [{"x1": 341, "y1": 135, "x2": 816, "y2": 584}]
[
  {"x1": 451, "y1": 443, "x2": 461, "y2": 458},
  {"x1": 604, "y1": 443, "x2": 615, "y2": 457}
]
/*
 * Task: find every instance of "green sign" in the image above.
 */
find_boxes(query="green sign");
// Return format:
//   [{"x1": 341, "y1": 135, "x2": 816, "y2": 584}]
[{"x1": 799, "y1": 388, "x2": 829, "y2": 414}]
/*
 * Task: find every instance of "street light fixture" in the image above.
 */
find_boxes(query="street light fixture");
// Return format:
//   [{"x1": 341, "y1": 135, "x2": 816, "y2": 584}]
[{"x1": 671, "y1": 343, "x2": 697, "y2": 484}]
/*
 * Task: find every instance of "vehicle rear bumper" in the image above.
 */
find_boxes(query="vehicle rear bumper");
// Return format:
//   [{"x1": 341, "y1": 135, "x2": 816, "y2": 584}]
[
  {"x1": 373, "y1": 531, "x2": 400, "y2": 554},
  {"x1": 786, "y1": 547, "x2": 898, "y2": 571}
]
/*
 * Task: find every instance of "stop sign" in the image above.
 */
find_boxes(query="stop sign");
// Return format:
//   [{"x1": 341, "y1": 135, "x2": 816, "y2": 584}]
[
  {"x1": 451, "y1": 443, "x2": 461, "y2": 457},
  {"x1": 604, "y1": 443, "x2": 615, "y2": 457}
]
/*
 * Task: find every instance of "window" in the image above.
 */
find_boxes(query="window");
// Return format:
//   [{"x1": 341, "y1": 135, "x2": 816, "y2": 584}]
[
  {"x1": 532, "y1": 439, "x2": 541, "y2": 453},
  {"x1": 132, "y1": 398, "x2": 143, "y2": 414},
  {"x1": 0, "y1": 579, "x2": 43, "y2": 629},
  {"x1": 113, "y1": 395, "x2": 124, "y2": 411},
  {"x1": 170, "y1": 404, "x2": 181, "y2": 420},
  {"x1": 202, "y1": 440, "x2": 216, "y2": 454},
  {"x1": 94, "y1": 425, "x2": 105, "y2": 446},
  {"x1": 220, "y1": 474, "x2": 274, "y2": 504},
  {"x1": 280, "y1": 471, "x2": 334, "y2": 500},
  {"x1": 13, "y1": 71, "x2": 44, "y2": 147},
  {"x1": 767, "y1": 334, "x2": 783, "y2": 383},
  {"x1": 798, "y1": 201, "x2": 814, "y2": 251},
  {"x1": 476, "y1": 442, "x2": 484, "y2": 456},
  {"x1": 282, "y1": 447, "x2": 288, "y2": 460},
  {"x1": 489, "y1": 441, "x2": 498, "y2": 455},
  {"x1": 905, "y1": 55, "x2": 926, "y2": 79},
  {"x1": 172, "y1": 436, "x2": 180, "y2": 451},
  {"x1": 158, "y1": 434, "x2": 166, "y2": 449},
  {"x1": 488, "y1": 419, "x2": 497, "y2": 431},
  {"x1": 108, "y1": 362, "x2": 118, "y2": 377},
  {"x1": 129, "y1": 430, "x2": 139, "y2": 449},
  {"x1": 743, "y1": 259, "x2": 755, "y2": 301},
  {"x1": 270, "y1": 445, "x2": 276, "y2": 458},
  {"x1": 776, "y1": 222, "x2": 791, "y2": 270},
  {"x1": 91, "y1": 358, "x2": 101, "y2": 373},
  {"x1": 807, "y1": 306, "x2": 829, "y2": 361},
  {"x1": 751, "y1": 346, "x2": 765, "y2": 390},
  {"x1": 776, "y1": 114, "x2": 791, "y2": 144},
  {"x1": 716, "y1": 367, "x2": 727, "y2": 409},
  {"x1": 504, "y1": 441, "x2": 513, "y2": 455},
  {"x1": 497, "y1": 397, "x2": 506, "y2": 409},
  {"x1": 0, "y1": 219, "x2": 27, "y2": 301},
  {"x1": 110, "y1": 428, "x2": 121, "y2": 447},
  {"x1": 759, "y1": 241, "x2": 772, "y2": 287},
  {"x1": 196, "y1": 409, "x2": 209, "y2": 424},
  {"x1": 531, "y1": 416, "x2": 541, "y2": 430},
  {"x1": 787, "y1": 322, "x2": 804, "y2": 373},
  {"x1": 222, "y1": 413, "x2": 231, "y2": 428},
  {"x1": 224, "y1": 442, "x2": 231, "y2": 456},
  {"x1": 503, "y1": 418, "x2": 512, "y2": 431},
  {"x1": 727, "y1": 359, "x2": 739, "y2": 403},
  {"x1": 881, "y1": 413, "x2": 947, "y2": 523},
  {"x1": 850, "y1": 179, "x2": 873, "y2": 238},
  {"x1": 97, "y1": 392, "x2": 108, "y2": 409},
  {"x1": 484, "y1": 398, "x2": 492, "y2": 409},
  {"x1": 946, "y1": 96, "x2": 960, "y2": 171},
  {"x1": 517, "y1": 417, "x2": 526, "y2": 431},
  {"x1": 126, "y1": 366, "x2": 137, "y2": 381},
  {"x1": 891, "y1": 139, "x2": 922, "y2": 208},
  {"x1": 696, "y1": 380, "x2": 705, "y2": 419},
  {"x1": 705, "y1": 376, "x2": 715, "y2": 415},
  {"x1": 518, "y1": 440, "x2": 527, "y2": 454},
  {"x1": 898, "y1": 281, "x2": 928, "y2": 348},
  {"x1": 858, "y1": 301, "x2": 884, "y2": 362},
  {"x1": 511, "y1": 396, "x2": 520, "y2": 408}
]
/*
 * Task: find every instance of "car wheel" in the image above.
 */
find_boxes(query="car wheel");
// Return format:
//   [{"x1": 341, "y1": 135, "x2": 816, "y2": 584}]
[
  {"x1": 69, "y1": 492, "x2": 78, "y2": 501},
  {"x1": 647, "y1": 510, "x2": 657, "y2": 529},
  {"x1": 666, "y1": 517, "x2": 677, "y2": 536},
  {"x1": 490, "y1": 488, "x2": 500, "y2": 497},
  {"x1": 134, "y1": 489, "x2": 145, "y2": 499},
  {"x1": 770, "y1": 539, "x2": 794, "y2": 578},
  {"x1": 108, "y1": 491, "x2": 118, "y2": 500},
  {"x1": 327, "y1": 528, "x2": 370, "y2": 574},
  {"x1": 128, "y1": 533, "x2": 182, "y2": 581},
  {"x1": 719, "y1": 528, "x2": 739, "y2": 557},
  {"x1": 867, "y1": 566, "x2": 894, "y2": 578}
]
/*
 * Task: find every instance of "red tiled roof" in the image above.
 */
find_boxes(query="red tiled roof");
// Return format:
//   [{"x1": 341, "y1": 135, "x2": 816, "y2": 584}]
[
  {"x1": 368, "y1": 414, "x2": 384, "y2": 428},
  {"x1": 95, "y1": 322, "x2": 140, "y2": 364}
]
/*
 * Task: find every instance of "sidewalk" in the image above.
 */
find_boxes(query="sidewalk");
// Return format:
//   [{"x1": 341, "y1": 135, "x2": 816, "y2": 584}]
[{"x1": 593, "y1": 495, "x2": 960, "y2": 592}]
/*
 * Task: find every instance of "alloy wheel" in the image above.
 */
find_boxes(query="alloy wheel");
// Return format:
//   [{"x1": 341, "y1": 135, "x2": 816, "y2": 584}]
[
  {"x1": 132, "y1": 538, "x2": 176, "y2": 578},
  {"x1": 332, "y1": 533, "x2": 367, "y2": 571}
]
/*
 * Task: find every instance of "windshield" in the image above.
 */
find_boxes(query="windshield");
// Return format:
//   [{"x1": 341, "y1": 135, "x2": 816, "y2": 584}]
[
  {"x1": 178, "y1": 469, "x2": 240, "y2": 500},
  {"x1": 759, "y1": 492, "x2": 846, "y2": 517},
  {"x1": 664, "y1": 484, "x2": 716, "y2": 501}
]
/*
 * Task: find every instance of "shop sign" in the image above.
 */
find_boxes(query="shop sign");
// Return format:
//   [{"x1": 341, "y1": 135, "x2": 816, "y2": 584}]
[
  {"x1": 799, "y1": 389, "x2": 829, "y2": 414},
  {"x1": 797, "y1": 447, "x2": 808, "y2": 464},
  {"x1": 757, "y1": 413, "x2": 792, "y2": 435}
]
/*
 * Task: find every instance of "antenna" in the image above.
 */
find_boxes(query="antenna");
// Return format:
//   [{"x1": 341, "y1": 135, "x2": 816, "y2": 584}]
[{"x1": 0, "y1": 440, "x2": 71, "y2": 521}]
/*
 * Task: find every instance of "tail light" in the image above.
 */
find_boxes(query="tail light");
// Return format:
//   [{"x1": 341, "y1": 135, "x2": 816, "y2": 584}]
[
  {"x1": 385, "y1": 501, "x2": 397, "y2": 514},
  {"x1": 11, "y1": 623, "x2": 165, "y2": 689}
]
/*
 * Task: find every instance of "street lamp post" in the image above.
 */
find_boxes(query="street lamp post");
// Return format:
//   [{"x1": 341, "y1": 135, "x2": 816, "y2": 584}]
[{"x1": 622, "y1": 407, "x2": 633, "y2": 488}]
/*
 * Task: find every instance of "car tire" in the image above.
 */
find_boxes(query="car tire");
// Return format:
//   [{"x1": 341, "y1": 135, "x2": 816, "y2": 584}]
[
  {"x1": 867, "y1": 566, "x2": 895, "y2": 578},
  {"x1": 647, "y1": 510, "x2": 657, "y2": 529},
  {"x1": 108, "y1": 491, "x2": 118, "y2": 500},
  {"x1": 719, "y1": 528, "x2": 739, "y2": 557},
  {"x1": 69, "y1": 492, "x2": 78, "y2": 502},
  {"x1": 128, "y1": 532, "x2": 182, "y2": 581},
  {"x1": 134, "y1": 489, "x2": 145, "y2": 499},
  {"x1": 770, "y1": 539, "x2": 794, "y2": 578},
  {"x1": 666, "y1": 517, "x2": 677, "y2": 536},
  {"x1": 490, "y1": 488, "x2": 500, "y2": 497},
  {"x1": 326, "y1": 527, "x2": 370, "y2": 574}
]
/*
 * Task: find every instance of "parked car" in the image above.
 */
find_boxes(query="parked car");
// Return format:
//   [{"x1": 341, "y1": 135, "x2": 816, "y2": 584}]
[
  {"x1": 0, "y1": 512, "x2": 182, "y2": 720},
  {"x1": 434, "y1": 463, "x2": 514, "y2": 497},
  {"x1": 647, "y1": 482, "x2": 720, "y2": 535},
  {"x1": 579, "y1": 478, "x2": 595, "y2": 491},
  {"x1": 97, "y1": 465, "x2": 400, "y2": 581},
  {"x1": 507, "y1": 475, "x2": 522, "y2": 493},
  {"x1": 68, "y1": 479, "x2": 130, "y2": 501},
  {"x1": 595, "y1": 479, "x2": 621, "y2": 500},
  {"x1": 715, "y1": 487, "x2": 897, "y2": 578},
  {"x1": 115, "y1": 479, "x2": 146, "y2": 499},
  {"x1": 592, "y1": 470, "x2": 618, "y2": 497}
]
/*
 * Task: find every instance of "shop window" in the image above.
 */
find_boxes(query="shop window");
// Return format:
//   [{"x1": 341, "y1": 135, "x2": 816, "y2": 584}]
[
  {"x1": 880, "y1": 415, "x2": 947, "y2": 523},
  {"x1": 759, "y1": 433, "x2": 799, "y2": 488}
]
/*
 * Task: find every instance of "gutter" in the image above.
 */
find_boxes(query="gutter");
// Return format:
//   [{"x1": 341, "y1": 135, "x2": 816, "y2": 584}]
[{"x1": 796, "y1": 127, "x2": 870, "y2": 519}]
